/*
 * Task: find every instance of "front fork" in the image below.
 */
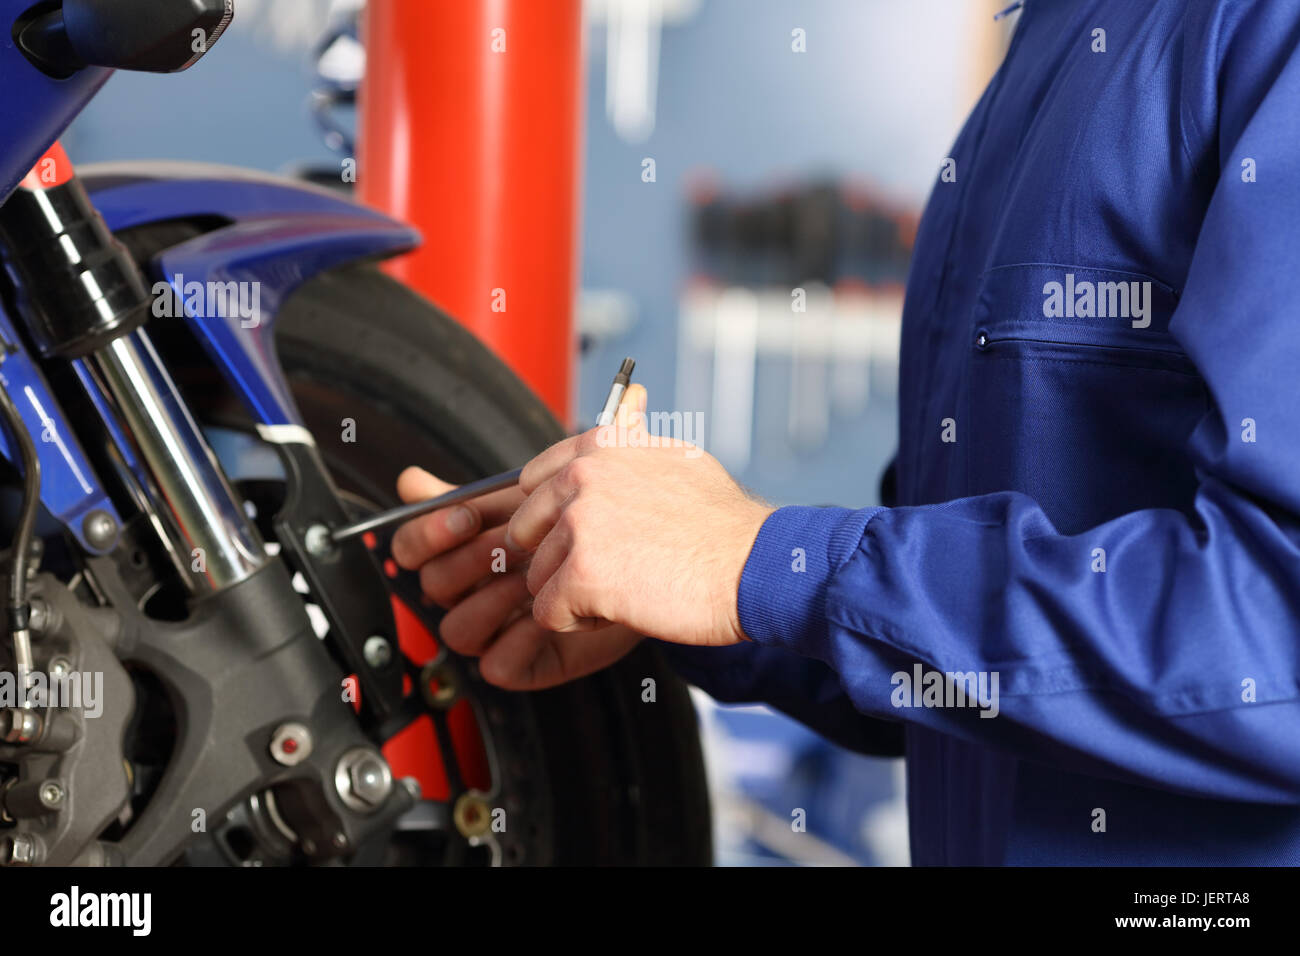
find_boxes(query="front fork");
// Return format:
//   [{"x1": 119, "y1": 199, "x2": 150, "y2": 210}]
[
  {"x1": 0, "y1": 143, "x2": 266, "y2": 594},
  {"x1": 0, "y1": 144, "x2": 407, "y2": 728},
  {"x1": 0, "y1": 145, "x2": 414, "y2": 863}
]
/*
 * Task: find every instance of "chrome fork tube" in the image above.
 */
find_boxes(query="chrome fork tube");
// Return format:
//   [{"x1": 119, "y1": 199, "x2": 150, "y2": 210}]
[
  {"x1": 92, "y1": 329, "x2": 266, "y2": 592},
  {"x1": 0, "y1": 154, "x2": 263, "y2": 594}
]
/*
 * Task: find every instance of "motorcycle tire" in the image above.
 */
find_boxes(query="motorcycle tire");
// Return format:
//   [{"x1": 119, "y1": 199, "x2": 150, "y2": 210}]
[{"x1": 118, "y1": 221, "x2": 713, "y2": 866}]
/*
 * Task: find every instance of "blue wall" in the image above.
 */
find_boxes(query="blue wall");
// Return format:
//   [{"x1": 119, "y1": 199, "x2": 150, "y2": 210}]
[{"x1": 577, "y1": 0, "x2": 974, "y2": 506}]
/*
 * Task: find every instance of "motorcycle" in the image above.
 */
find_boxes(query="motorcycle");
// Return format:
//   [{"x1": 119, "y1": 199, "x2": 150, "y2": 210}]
[{"x1": 0, "y1": 0, "x2": 709, "y2": 866}]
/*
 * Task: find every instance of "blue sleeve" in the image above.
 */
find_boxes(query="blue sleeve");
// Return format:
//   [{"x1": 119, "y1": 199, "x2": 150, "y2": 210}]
[
  {"x1": 657, "y1": 507, "x2": 903, "y2": 758},
  {"x1": 738, "y1": 9, "x2": 1300, "y2": 805},
  {"x1": 656, "y1": 641, "x2": 904, "y2": 757}
]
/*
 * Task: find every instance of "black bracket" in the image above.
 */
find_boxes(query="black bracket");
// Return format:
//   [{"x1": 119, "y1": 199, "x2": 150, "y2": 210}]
[{"x1": 267, "y1": 438, "x2": 411, "y2": 738}]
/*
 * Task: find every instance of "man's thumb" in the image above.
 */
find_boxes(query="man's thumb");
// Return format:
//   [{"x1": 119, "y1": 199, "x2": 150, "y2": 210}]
[{"x1": 616, "y1": 383, "x2": 648, "y2": 429}]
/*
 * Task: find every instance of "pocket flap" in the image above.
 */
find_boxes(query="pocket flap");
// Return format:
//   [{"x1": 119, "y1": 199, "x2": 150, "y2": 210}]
[{"x1": 976, "y1": 264, "x2": 1180, "y2": 348}]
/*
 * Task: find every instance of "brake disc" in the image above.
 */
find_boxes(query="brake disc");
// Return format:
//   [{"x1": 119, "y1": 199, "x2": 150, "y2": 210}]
[{"x1": 189, "y1": 482, "x2": 554, "y2": 867}]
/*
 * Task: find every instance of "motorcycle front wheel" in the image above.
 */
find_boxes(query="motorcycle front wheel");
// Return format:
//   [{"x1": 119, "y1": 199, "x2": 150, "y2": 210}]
[{"x1": 123, "y1": 223, "x2": 712, "y2": 866}]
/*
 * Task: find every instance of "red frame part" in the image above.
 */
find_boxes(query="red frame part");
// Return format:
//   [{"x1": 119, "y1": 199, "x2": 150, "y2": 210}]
[{"x1": 358, "y1": 0, "x2": 586, "y2": 423}]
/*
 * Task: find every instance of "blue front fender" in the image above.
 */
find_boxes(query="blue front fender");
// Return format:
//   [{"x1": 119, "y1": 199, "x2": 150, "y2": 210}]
[
  {"x1": 83, "y1": 162, "x2": 420, "y2": 426},
  {"x1": 0, "y1": 163, "x2": 416, "y2": 554}
]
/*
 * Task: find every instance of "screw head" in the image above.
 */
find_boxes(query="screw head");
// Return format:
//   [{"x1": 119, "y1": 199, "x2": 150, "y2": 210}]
[
  {"x1": 304, "y1": 524, "x2": 334, "y2": 557},
  {"x1": 363, "y1": 636, "x2": 392, "y2": 669},
  {"x1": 38, "y1": 781, "x2": 64, "y2": 809},
  {"x1": 82, "y1": 510, "x2": 119, "y2": 550},
  {"x1": 28, "y1": 597, "x2": 54, "y2": 635},
  {"x1": 269, "y1": 722, "x2": 313, "y2": 767},
  {"x1": 48, "y1": 657, "x2": 71, "y2": 679}
]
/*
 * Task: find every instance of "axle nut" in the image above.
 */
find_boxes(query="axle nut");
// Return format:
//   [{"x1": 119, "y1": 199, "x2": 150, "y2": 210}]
[{"x1": 334, "y1": 747, "x2": 393, "y2": 813}]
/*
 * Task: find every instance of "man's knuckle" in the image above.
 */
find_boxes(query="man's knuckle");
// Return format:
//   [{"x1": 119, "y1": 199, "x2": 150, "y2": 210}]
[
  {"x1": 532, "y1": 595, "x2": 560, "y2": 630},
  {"x1": 556, "y1": 507, "x2": 582, "y2": 538},
  {"x1": 390, "y1": 533, "x2": 416, "y2": 569},
  {"x1": 565, "y1": 548, "x2": 593, "y2": 584},
  {"x1": 419, "y1": 565, "x2": 457, "y2": 607},
  {"x1": 524, "y1": 561, "x2": 545, "y2": 597},
  {"x1": 505, "y1": 515, "x2": 529, "y2": 550},
  {"x1": 562, "y1": 456, "x2": 594, "y2": 487},
  {"x1": 419, "y1": 514, "x2": 447, "y2": 552},
  {"x1": 439, "y1": 619, "x2": 475, "y2": 654}
]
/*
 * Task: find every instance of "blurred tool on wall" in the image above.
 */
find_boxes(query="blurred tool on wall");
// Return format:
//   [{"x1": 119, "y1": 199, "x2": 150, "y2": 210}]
[{"x1": 677, "y1": 178, "x2": 915, "y2": 472}]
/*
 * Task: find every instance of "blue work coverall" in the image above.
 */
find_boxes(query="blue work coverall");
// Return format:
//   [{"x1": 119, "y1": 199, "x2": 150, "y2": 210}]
[{"x1": 665, "y1": 0, "x2": 1300, "y2": 864}]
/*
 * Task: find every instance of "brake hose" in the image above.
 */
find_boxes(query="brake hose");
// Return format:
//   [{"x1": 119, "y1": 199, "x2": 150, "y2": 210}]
[{"x1": 0, "y1": 375, "x2": 41, "y2": 702}]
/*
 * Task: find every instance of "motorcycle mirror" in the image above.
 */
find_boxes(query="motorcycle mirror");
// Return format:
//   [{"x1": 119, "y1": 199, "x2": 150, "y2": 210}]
[{"x1": 14, "y1": 0, "x2": 234, "y2": 77}]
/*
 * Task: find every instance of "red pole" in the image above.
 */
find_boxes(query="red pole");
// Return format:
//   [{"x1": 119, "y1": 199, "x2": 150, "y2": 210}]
[{"x1": 358, "y1": 0, "x2": 585, "y2": 423}]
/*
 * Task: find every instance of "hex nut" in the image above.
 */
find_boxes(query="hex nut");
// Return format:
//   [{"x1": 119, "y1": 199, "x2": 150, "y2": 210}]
[{"x1": 334, "y1": 747, "x2": 393, "y2": 813}]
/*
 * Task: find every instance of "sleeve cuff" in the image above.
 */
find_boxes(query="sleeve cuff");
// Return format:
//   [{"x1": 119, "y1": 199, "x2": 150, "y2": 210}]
[{"x1": 737, "y1": 505, "x2": 885, "y2": 649}]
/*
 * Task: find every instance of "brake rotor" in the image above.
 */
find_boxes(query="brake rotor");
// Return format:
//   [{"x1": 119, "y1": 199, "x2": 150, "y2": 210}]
[{"x1": 190, "y1": 479, "x2": 555, "y2": 867}]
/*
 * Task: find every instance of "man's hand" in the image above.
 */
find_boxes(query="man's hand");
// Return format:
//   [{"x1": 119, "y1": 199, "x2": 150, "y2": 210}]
[
  {"x1": 506, "y1": 385, "x2": 774, "y2": 646},
  {"x1": 391, "y1": 467, "x2": 643, "y2": 690}
]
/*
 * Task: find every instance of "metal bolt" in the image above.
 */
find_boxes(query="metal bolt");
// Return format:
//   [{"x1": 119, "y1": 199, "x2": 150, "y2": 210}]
[
  {"x1": 400, "y1": 776, "x2": 422, "y2": 801},
  {"x1": 0, "y1": 834, "x2": 42, "y2": 866},
  {"x1": 352, "y1": 761, "x2": 383, "y2": 797},
  {"x1": 334, "y1": 747, "x2": 393, "y2": 812},
  {"x1": 48, "y1": 657, "x2": 72, "y2": 679},
  {"x1": 420, "y1": 658, "x2": 460, "y2": 710},
  {"x1": 269, "y1": 722, "x2": 313, "y2": 767},
  {"x1": 332, "y1": 832, "x2": 348, "y2": 849},
  {"x1": 363, "y1": 636, "x2": 392, "y2": 669},
  {"x1": 38, "y1": 781, "x2": 64, "y2": 809},
  {"x1": 82, "y1": 510, "x2": 119, "y2": 550},
  {"x1": 0, "y1": 708, "x2": 42, "y2": 745},
  {"x1": 28, "y1": 597, "x2": 54, "y2": 635},
  {"x1": 24, "y1": 538, "x2": 43, "y2": 577},
  {"x1": 304, "y1": 524, "x2": 334, "y2": 557},
  {"x1": 453, "y1": 793, "x2": 493, "y2": 839}
]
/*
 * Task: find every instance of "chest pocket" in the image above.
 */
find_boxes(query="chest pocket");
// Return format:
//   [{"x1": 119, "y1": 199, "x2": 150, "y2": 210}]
[{"x1": 965, "y1": 264, "x2": 1209, "y2": 535}]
